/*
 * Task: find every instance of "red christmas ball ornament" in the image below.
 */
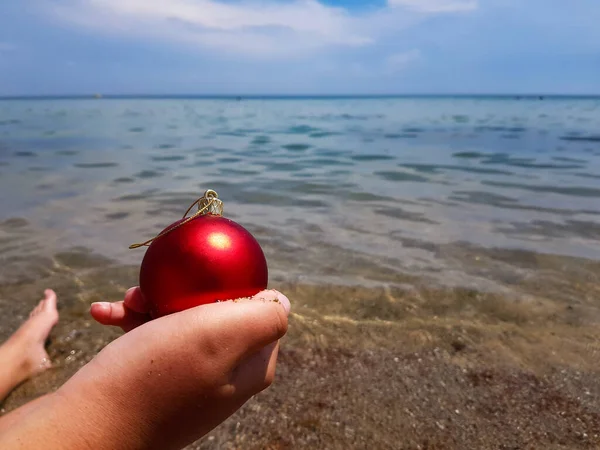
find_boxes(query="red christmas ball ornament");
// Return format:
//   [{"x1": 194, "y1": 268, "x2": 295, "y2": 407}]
[{"x1": 130, "y1": 190, "x2": 268, "y2": 318}]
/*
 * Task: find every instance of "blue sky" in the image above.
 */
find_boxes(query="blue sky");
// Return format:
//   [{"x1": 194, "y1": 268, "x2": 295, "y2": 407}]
[{"x1": 0, "y1": 0, "x2": 599, "y2": 95}]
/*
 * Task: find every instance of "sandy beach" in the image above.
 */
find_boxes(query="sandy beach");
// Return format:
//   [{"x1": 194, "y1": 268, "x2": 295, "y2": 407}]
[{"x1": 1, "y1": 216, "x2": 599, "y2": 449}]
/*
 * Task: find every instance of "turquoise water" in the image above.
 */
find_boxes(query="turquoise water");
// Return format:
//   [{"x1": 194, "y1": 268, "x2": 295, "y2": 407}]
[{"x1": 1, "y1": 97, "x2": 600, "y2": 284}]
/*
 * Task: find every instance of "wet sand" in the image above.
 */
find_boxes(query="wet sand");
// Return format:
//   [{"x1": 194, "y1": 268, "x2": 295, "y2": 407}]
[{"x1": 1, "y1": 218, "x2": 600, "y2": 449}]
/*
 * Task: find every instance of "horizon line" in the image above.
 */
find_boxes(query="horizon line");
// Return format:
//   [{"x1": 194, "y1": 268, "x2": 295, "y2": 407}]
[{"x1": 1, "y1": 93, "x2": 600, "y2": 100}]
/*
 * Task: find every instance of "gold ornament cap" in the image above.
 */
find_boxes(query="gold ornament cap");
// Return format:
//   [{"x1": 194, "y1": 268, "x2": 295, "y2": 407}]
[{"x1": 129, "y1": 189, "x2": 224, "y2": 249}]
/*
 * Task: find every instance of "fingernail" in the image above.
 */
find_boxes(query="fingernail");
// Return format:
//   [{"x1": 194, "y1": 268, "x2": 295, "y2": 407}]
[
  {"x1": 277, "y1": 292, "x2": 291, "y2": 315},
  {"x1": 91, "y1": 302, "x2": 110, "y2": 312}
]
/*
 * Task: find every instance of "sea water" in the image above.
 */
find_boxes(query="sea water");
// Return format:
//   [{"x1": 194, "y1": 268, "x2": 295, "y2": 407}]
[{"x1": 1, "y1": 96, "x2": 599, "y2": 285}]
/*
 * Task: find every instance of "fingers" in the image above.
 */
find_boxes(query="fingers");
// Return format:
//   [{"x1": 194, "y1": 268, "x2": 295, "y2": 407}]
[
  {"x1": 91, "y1": 301, "x2": 150, "y2": 332},
  {"x1": 90, "y1": 287, "x2": 150, "y2": 332},
  {"x1": 91, "y1": 288, "x2": 290, "y2": 375},
  {"x1": 178, "y1": 289, "x2": 290, "y2": 371}
]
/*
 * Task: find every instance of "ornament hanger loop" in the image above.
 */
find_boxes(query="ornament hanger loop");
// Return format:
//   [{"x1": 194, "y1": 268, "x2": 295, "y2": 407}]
[{"x1": 129, "y1": 189, "x2": 224, "y2": 249}]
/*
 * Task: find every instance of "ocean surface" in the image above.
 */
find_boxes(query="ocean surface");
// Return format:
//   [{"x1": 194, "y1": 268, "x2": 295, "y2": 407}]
[{"x1": 1, "y1": 96, "x2": 600, "y2": 288}]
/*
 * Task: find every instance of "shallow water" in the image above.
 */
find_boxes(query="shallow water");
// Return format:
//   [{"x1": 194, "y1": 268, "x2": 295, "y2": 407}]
[
  {"x1": 1, "y1": 96, "x2": 600, "y2": 286},
  {"x1": 2, "y1": 98, "x2": 600, "y2": 450}
]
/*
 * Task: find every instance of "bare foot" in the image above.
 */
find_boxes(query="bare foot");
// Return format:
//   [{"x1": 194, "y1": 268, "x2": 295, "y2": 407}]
[
  {"x1": 11, "y1": 289, "x2": 59, "y2": 375},
  {"x1": 0, "y1": 289, "x2": 59, "y2": 402}
]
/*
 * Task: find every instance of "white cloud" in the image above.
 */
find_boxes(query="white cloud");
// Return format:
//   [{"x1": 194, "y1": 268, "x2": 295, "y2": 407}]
[
  {"x1": 44, "y1": 0, "x2": 371, "y2": 57},
  {"x1": 384, "y1": 49, "x2": 421, "y2": 74},
  {"x1": 388, "y1": 0, "x2": 478, "y2": 12},
  {"x1": 40, "y1": 0, "x2": 478, "y2": 58}
]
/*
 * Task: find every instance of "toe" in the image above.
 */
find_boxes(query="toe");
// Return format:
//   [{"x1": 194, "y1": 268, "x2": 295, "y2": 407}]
[{"x1": 43, "y1": 289, "x2": 57, "y2": 312}]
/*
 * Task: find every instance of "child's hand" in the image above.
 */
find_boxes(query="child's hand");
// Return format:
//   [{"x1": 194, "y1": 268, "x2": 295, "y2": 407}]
[
  {"x1": 90, "y1": 287, "x2": 291, "y2": 333},
  {"x1": 83, "y1": 288, "x2": 291, "y2": 449},
  {"x1": 1, "y1": 287, "x2": 291, "y2": 450}
]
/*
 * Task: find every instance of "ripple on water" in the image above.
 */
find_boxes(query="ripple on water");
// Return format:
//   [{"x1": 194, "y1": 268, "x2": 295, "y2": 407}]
[
  {"x1": 157, "y1": 144, "x2": 176, "y2": 149},
  {"x1": 575, "y1": 172, "x2": 600, "y2": 180},
  {"x1": 14, "y1": 151, "x2": 37, "y2": 157},
  {"x1": 451, "y1": 190, "x2": 518, "y2": 204},
  {"x1": 263, "y1": 162, "x2": 303, "y2": 172},
  {"x1": 236, "y1": 191, "x2": 328, "y2": 208},
  {"x1": 452, "y1": 152, "x2": 491, "y2": 159},
  {"x1": 350, "y1": 154, "x2": 394, "y2": 162},
  {"x1": 318, "y1": 149, "x2": 347, "y2": 157},
  {"x1": 309, "y1": 131, "x2": 340, "y2": 138},
  {"x1": 195, "y1": 181, "x2": 242, "y2": 196},
  {"x1": 482, "y1": 180, "x2": 600, "y2": 197},
  {"x1": 74, "y1": 162, "x2": 119, "y2": 168},
  {"x1": 375, "y1": 207, "x2": 438, "y2": 224},
  {"x1": 151, "y1": 155, "x2": 186, "y2": 162},
  {"x1": 504, "y1": 161, "x2": 584, "y2": 170},
  {"x1": 448, "y1": 190, "x2": 593, "y2": 216},
  {"x1": 195, "y1": 147, "x2": 223, "y2": 155},
  {"x1": 480, "y1": 154, "x2": 525, "y2": 165},
  {"x1": 190, "y1": 160, "x2": 216, "y2": 168},
  {"x1": 452, "y1": 115, "x2": 470, "y2": 123},
  {"x1": 55, "y1": 150, "x2": 79, "y2": 156},
  {"x1": 474, "y1": 125, "x2": 526, "y2": 133},
  {"x1": 115, "y1": 190, "x2": 158, "y2": 202},
  {"x1": 403, "y1": 127, "x2": 425, "y2": 133},
  {"x1": 135, "y1": 170, "x2": 164, "y2": 179},
  {"x1": 345, "y1": 191, "x2": 394, "y2": 202},
  {"x1": 286, "y1": 125, "x2": 321, "y2": 135},
  {"x1": 113, "y1": 177, "x2": 135, "y2": 183},
  {"x1": 251, "y1": 136, "x2": 271, "y2": 145},
  {"x1": 337, "y1": 113, "x2": 384, "y2": 121},
  {"x1": 400, "y1": 163, "x2": 512, "y2": 176},
  {"x1": 216, "y1": 130, "x2": 247, "y2": 137},
  {"x1": 282, "y1": 143, "x2": 311, "y2": 152},
  {"x1": 552, "y1": 156, "x2": 588, "y2": 163},
  {"x1": 302, "y1": 157, "x2": 353, "y2": 167},
  {"x1": 129, "y1": 127, "x2": 145, "y2": 133},
  {"x1": 327, "y1": 169, "x2": 352, "y2": 176},
  {"x1": 375, "y1": 171, "x2": 429, "y2": 182},
  {"x1": 219, "y1": 168, "x2": 261, "y2": 176},
  {"x1": 261, "y1": 180, "x2": 348, "y2": 195},
  {"x1": 217, "y1": 157, "x2": 242, "y2": 163},
  {"x1": 384, "y1": 133, "x2": 418, "y2": 139},
  {"x1": 496, "y1": 219, "x2": 600, "y2": 240},
  {"x1": 0, "y1": 119, "x2": 22, "y2": 125},
  {"x1": 559, "y1": 135, "x2": 600, "y2": 143},
  {"x1": 105, "y1": 212, "x2": 130, "y2": 220}
]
